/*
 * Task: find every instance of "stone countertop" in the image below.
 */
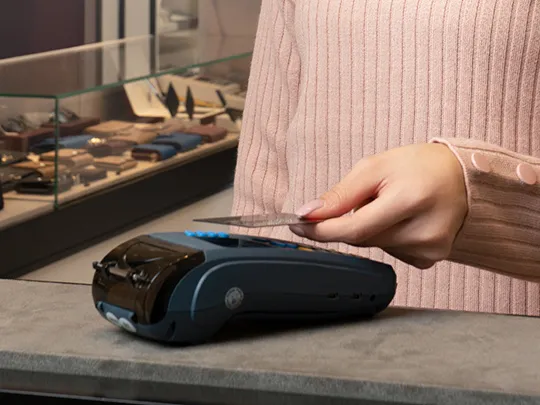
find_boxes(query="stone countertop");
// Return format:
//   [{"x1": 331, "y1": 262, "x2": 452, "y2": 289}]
[{"x1": 0, "y1": 279, "x2": 539, "y2": 405}]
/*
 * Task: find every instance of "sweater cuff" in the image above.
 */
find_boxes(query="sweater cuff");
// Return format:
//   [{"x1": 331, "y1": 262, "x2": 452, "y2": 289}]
[{"x1": 429, "y1": 137, "x2": 540, "y2": 281}]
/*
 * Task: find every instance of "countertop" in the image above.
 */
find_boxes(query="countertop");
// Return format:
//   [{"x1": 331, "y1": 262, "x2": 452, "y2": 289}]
[{"x1": 0, "y1": 279, "x2": 539, "y2": 405}]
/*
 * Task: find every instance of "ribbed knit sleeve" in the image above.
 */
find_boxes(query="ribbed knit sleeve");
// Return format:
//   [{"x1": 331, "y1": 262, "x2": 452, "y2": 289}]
[
  {"x1": 432, "y1": 137, "x2": 540, "y2": 282},
  {"x1": 230, "y1": 0, "x2": 300, "y2": 226}
]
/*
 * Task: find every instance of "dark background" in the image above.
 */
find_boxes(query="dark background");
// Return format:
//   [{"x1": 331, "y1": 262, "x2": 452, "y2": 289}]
[{"x1": 0, "y1": 1, "x2": 89, "y2": 59}]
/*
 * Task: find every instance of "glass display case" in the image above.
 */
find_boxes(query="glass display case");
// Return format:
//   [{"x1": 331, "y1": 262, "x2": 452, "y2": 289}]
[{"x1": 0, "y1": 14, "x2": 254, "y2": 278}]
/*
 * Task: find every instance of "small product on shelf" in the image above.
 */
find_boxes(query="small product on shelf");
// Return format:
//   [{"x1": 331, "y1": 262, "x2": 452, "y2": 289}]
[
  {"x1": 94, "y1": 156, "x2": 138, "y2": 174},
  {"x1": 131, "y1": 144, "x2": 177, "y2": 162},
  {"x1": 0, "y1": 166, "x2": 38, "y2": 192},
  {"x1": 85, "y1": 121, "x2": 135, "y2": 138},
  {"x1": 79, "y1": 166, "x2": 108, "y2": 186},
  {"x1": 0, "y1": 115, "x2": 55, "y2": 152},
  {"x1": 184, "y1": 124, "x2": 228, "y2": 143},
  {"x1": 109, "y1": 125, "x2": 160, "y2": 145},
  {"x1": 40, "y1": 149, "x2": 94, "y2": 170},
  {"x1": 152, "y1": 132, "x2": 203, "y2": 152},
  {"x1": 15, "y1": 172, "x2": 74, "y2": 195},
  {"x1": 42, "y1": 107, "x2": 100, "y2": 137}
]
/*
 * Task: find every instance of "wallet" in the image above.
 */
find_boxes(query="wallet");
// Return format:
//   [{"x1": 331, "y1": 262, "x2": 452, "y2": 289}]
[
  {"x1": 15, "y1": 173, "x2": 74, "y2": 195},
  {"x1": 184, "y1": 124, "x2": 228, "y2": 143},
  {"x1": 0, "y1": 128, "x2": 55, "y2": 152},
  {"x1": 40, "y1": 149, "x2": 94, "y2": 169},
  {"x1": 94, "y1": 156, "x2": 138, "y2": 173},
  {"x1": 109, "y1": 128, "x2": 159, "y2": 145},
  {"x1": 131, "y1": 144, "x2": 177, "y2": 162},
  {"x1": 30, "y1": 134, "x2": 95, "y2": 154},
  {"x1": 153, "y1": 133, "x2": 202, "y2": 152},
  {"x1": 0, "y1": 166, "x2": 36, "y2": 192},
  {"x1": 12, "y1": 161, "x2": 68, "y2": 179},
  {"x1": 84, "y1": 120, "x2": 135, "y2": 137},
  {"x1": 156, "y1": 118, "x2": 187, "y2": 135},
  {"x1": 0, "y1": 151, "x2": 27, "y2": 166},
  {"x1": 79, "y1": 166, "x2": 108, "y2": 185}
]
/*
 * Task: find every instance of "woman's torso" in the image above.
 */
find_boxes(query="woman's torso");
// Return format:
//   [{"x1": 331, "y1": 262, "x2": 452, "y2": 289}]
[{"x1": 235, "y1": 0, "x2": 540, "y2": 315}]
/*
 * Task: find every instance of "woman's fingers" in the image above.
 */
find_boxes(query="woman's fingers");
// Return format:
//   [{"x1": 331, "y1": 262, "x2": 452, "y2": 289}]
[{"x1": 290, "y1": 193, "x2": 411, "y2": 244}]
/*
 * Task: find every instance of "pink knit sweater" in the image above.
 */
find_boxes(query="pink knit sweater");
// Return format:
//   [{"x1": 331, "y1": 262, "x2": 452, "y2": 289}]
[{"x1": 231, "y1": 0, "x2": 540, "y2": 316}]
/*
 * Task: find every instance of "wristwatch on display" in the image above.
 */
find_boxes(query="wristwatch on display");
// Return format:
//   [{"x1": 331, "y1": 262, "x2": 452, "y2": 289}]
[
  {"x1": 93, "y1": 156, "x2": 138, "y2": 174},
  {"x1": 40, "y1": 149, "x2": 94, "y2": 169},
  {"x1": 14, "y1": 172, "x2": 74, "y2": 195},
  {"x1": 79, "y1": 166, "x2": 108, "y2": 186},
  {"x1": 184, "y1": 124, "x2": 228, "y2": 143},
  {"x1": 131, "y1": 144, "x2": 177, "y2": 162},
  {"x1": 152, "y1": 132, "x2": 203, "y2": 152}
]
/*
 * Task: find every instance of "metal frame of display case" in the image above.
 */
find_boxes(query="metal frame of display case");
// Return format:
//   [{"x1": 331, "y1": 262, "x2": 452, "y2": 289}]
[{"x1": 0, "y1": 31, "x2": 252, "y2": 278}]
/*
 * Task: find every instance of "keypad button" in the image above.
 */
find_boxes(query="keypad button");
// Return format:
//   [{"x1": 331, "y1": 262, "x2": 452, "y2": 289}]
[
  {"x1": 217, "y1": 232, "x2": 229, "y2": 238},
  {"x1": 184, "y1": 230, "x2": 196, "y2": 237}
]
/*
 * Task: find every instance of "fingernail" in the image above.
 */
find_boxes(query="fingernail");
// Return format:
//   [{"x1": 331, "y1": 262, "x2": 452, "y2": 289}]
[
  {"x1": 296, "y1": 199, "x2": 324, "y2": 217},
  {"x1": 289, "y1": 225, "x2": 305, "y2": 237}
]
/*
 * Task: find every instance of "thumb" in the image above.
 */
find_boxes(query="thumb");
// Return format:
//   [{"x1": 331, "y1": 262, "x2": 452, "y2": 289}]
[{"x1": 296, "y1": 160, "x2": 382, "y2": 219}]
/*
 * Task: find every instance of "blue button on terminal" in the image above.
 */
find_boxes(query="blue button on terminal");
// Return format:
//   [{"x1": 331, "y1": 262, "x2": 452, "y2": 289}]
[
  {"x1": 217, "y1": 232, "x2": 229, "y2": 238},
  {"x1": 184, "y1": 230, "x2": 196, "y2": 237}
]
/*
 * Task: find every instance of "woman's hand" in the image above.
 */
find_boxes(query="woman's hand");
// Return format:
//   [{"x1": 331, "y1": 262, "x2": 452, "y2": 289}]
[{"x1": 289, "y1": 143, "x2": 468, "y2": 269}]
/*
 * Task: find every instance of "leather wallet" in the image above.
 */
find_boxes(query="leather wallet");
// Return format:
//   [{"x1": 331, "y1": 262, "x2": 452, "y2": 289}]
[
  {"x1": 0, "y1": 128, "x2": 55, "y2": 152},
  {"x1": 43, "y1": 114, "x2": 101, "y2": 137},
  {"x1": 15, "y1": 173, "x2": 74, "y2": 195},
  {"x1": 156, "y1": 119, "x2": 186, "y2": 135},
  {"x1": 94, "y1": 156, "x2": 138, "y2": 173},
  {"x1": 40, "y1": 149, "x2": 94, "y2": 169},
  {"x1": 153, "y1": 133, "x2": 202, "y2": 152},
  {"x1": 131, "y1": 144, "x2": 177, "y2": 162},
  {"x1": 0, "y1": 151, "x2": 27, "y2": 166},
  {"x1": 31, "y1": 134, "x2": 96, "y2": 154},
  {"x1": 84, "y1": 120, "x2": 134, "y2": 137},
  {"x1": 109, "y1": 128, "x2": 159, "y2": 145},
  {"x1": 0, "y1": 166, "x2": 36, "y2": 192},
  {"x1": 79, "y1": 166, "x2": 108, "y2": 185},
  {"x1": 184, "y1": 124, "x2": 228, "y2": 143},
  {"x1": 12, "y1": 161, "x2": 68, "y2": 179}
]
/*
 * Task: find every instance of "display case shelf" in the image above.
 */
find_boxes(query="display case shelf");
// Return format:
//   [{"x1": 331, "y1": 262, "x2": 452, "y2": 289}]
[{"x1": 0, "y1": 31, "x2": 253, "y2": 277}]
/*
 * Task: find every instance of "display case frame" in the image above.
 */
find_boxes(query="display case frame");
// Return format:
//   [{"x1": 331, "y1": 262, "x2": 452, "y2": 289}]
[{"x1": 0, "y1": 29, "x2": 253, "y2": 278}]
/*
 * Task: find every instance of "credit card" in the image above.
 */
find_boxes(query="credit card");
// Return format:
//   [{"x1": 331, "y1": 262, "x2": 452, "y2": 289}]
[{"x1": 193, "y1": 213, "x2": 323, "y2": 228}]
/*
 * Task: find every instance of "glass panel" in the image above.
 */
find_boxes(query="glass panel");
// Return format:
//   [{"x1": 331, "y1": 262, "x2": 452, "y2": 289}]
[
  {"x1": 0, "y1": 97, "x2": 58, "y2": 231},
  {"x1": 0, "y1": 35, "x2": 253, "y2": 99}
]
